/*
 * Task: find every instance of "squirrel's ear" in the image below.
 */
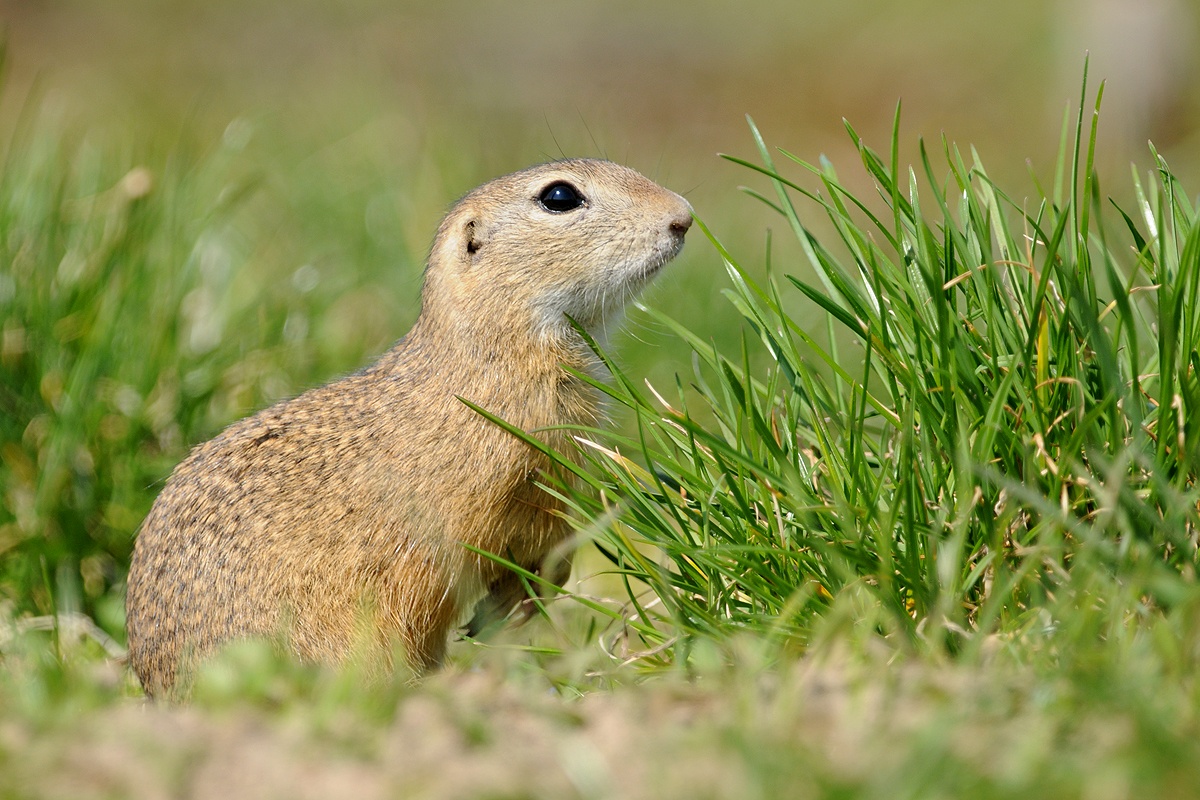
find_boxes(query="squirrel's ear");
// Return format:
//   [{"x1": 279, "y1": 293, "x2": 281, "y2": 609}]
[
  {"x1": 463, "y1": 219, "x2": 484, "y2": 258},
  {"x1": 430, "y1": 207, "x2": 486, "y2": 272}
]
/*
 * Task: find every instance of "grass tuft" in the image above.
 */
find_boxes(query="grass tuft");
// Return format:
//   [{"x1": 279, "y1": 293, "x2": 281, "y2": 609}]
[{"x1": 536, "y1": 80, "x2": 1200, "y2": 671}]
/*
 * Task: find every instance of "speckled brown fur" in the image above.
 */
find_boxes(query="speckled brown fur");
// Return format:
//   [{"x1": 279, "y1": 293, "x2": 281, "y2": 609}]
[{"x1": 124, "y1": 160, "x2": 692, "y2": 697}]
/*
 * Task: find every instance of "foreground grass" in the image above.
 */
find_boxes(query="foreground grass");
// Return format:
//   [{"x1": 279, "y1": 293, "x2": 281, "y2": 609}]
[
  {"x1": 3, "y1": 608, "x2": 1200, "y2": 799},
  {"x1": 542, "y1": 81, "x2": 1200, "y2": 668}
]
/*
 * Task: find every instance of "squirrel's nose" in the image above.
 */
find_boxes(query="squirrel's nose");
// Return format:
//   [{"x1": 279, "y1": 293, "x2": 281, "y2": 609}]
[
  {"x1": 668, "y1": 196, "x2": 693, "y2": 237},
  {"x1": 670, "y1": 214, "x2": 693, "y2": 236}
]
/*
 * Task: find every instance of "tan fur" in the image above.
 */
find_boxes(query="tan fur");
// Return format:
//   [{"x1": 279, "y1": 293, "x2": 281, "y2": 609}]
[{"x1": 124, "y1": 159, "x2": 692, "y2": 697}]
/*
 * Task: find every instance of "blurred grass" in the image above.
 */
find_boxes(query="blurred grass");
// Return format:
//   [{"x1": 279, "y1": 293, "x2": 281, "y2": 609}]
[{"x1": 4, "y1": 599, "x2": 1200, "y2": 798}]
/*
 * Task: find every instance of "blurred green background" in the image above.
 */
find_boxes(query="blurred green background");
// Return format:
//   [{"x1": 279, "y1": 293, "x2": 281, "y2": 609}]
[
  {"x1": 7, "y1": 0, "x2": 1200, "y2": 362},
  {"x1": 6, "y1": 0, "x2": 1199, "y2": 367},
  {"x1": 2, "y1": 0, "x2": 1200, "y2": 625}
]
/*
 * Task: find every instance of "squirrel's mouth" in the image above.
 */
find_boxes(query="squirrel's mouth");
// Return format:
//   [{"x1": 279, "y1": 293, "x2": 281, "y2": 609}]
[
  {"x1": 637, "y1": 235, "x2": 686, "y2": 281},
  {"x1": 533, "y1": 230, "x2": 687, "y2": 340}
]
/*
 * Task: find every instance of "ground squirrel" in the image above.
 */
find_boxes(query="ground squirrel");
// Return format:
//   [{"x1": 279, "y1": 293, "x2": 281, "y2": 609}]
[{"x1": 125, "y1": 159, "x2": 693, "y2": 696}]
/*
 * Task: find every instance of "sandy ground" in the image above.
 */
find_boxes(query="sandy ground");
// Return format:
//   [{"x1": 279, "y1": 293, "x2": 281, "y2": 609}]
[
  {"x1": 6, "y1": 644, "x2": 1169, "y2": 800},
  {"x1": 1, "y1": 653, "x2": 904, "y2": 800}
]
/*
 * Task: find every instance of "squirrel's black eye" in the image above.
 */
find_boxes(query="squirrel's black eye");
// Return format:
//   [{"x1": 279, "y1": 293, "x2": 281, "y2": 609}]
[{"x1": 538, "y1": 182, "x2": 585, "y2": 213}]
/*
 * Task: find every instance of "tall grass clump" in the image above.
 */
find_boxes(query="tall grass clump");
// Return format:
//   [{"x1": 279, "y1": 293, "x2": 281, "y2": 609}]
[
  {"x1": 0, "y1": 98, "x2": 305, "y2": 626},
  {"x1": 528, "y1": 79, "x2": 1200, "y2": 665}
]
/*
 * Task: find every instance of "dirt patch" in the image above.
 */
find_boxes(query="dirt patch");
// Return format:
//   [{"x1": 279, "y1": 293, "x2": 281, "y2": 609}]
[{"x1": 1, "y1": 650, "x2": 1191, "y2": 799}]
